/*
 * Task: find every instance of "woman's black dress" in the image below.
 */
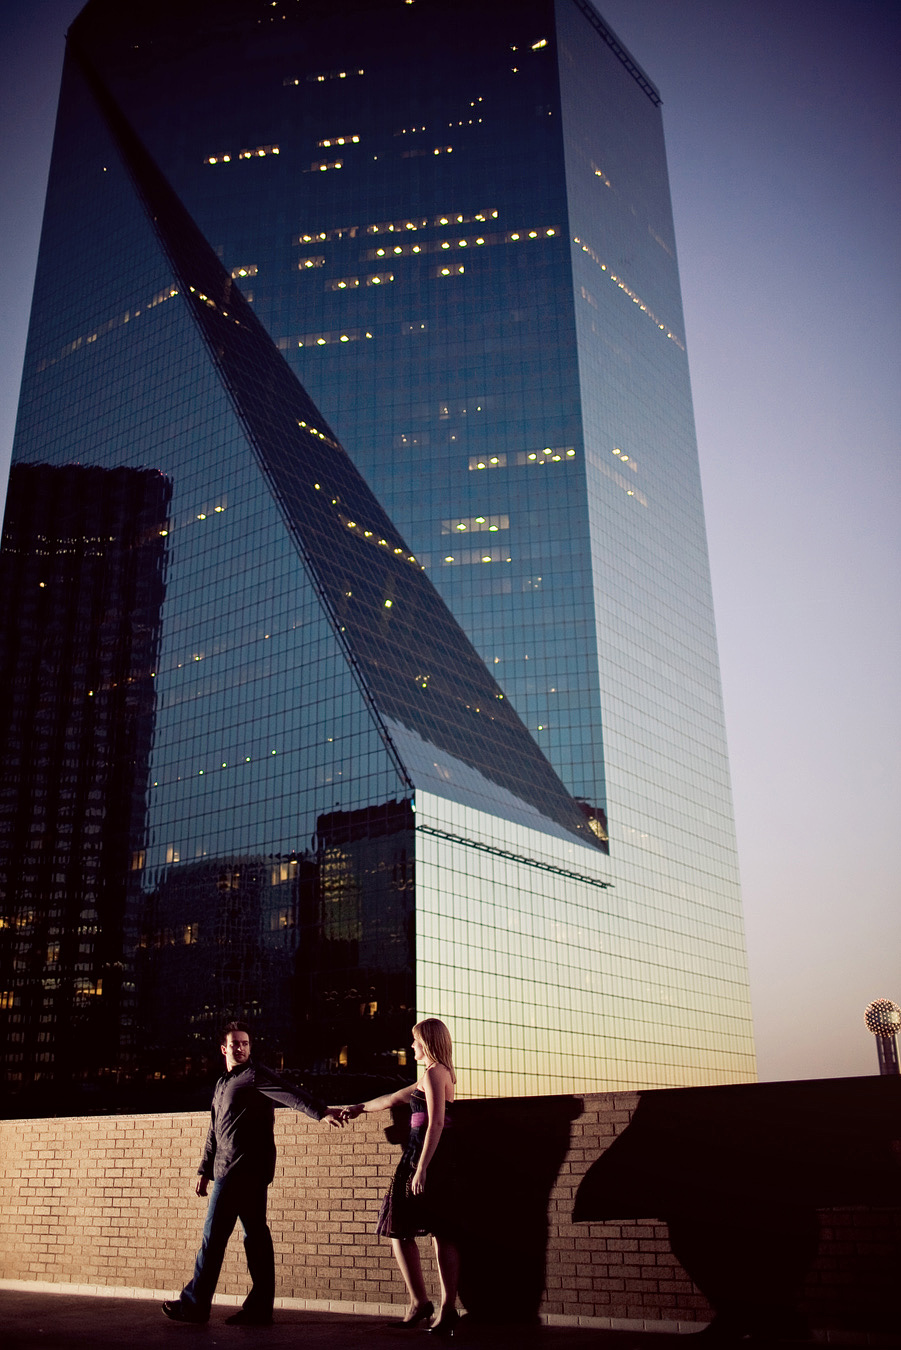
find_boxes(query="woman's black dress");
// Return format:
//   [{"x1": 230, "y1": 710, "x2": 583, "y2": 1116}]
[{"x1": 376, "y1": 1087, "x2": 458, "y2": 1239}]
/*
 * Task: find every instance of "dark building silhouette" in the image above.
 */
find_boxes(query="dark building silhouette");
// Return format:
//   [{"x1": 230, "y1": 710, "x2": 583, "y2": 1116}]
[{"x1": 0, "y1": 463, "x2": 170, "y2": 1108}]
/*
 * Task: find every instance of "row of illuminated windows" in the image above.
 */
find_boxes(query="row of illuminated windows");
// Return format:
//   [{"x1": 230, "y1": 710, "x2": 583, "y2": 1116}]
[
  {"x1": 313, "y1": 265, "x2": 470, "y2": 287},
  {"x1": 574, "y1": 234, "x2": 685, "y2": 351},
  {"x1": 334, "y1": 510, "x2": 420, "y2": 566},
  {"x1": 273, "y1": 307, "x2": 570, "y2": 355},
  {"x1": 441, "y1": 547, "x2": 511, "y2": 567},
  {"x1": 283, "y1": 68, "x2": 365, "y2": 86},
  {"x1": 34, "y1": 284, "x2": 179, "y2": 373},
  {"x1": 469, "y1": 447, "x2": 576, "y2": 470},
  {"x1": 205, "y1": 143, "x2": 279, "y2": 166},
  {"x1": 365, "y1": 227, "x2": 558, "y2": 260},
  {"x1": 442, "y1": 515, "x2": 509, "y2": 535},
  {"x1": 296, "y1": 226, "x2": 559, "y2": 270},
  {"x1": 32, "y1": 238, "x2": 566, "y2": 376},
  {"x1": 399, "y1": 144, "x2": 454, "y2": 160},
  {"x1": 397, "y1": 96, "x2": 485, "y2": 138},
  {"x1": 296, "y1": 209, "x2": 498, "y2": 244}
]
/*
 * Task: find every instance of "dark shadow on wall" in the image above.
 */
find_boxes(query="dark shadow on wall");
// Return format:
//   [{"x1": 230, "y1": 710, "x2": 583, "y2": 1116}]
[
  {"x1": 383, "y1": 1094, "x2": 582, "y2": 1324},
  {"x1": 573, "y1": 1075, "x2": 901, "y2": 1337}
]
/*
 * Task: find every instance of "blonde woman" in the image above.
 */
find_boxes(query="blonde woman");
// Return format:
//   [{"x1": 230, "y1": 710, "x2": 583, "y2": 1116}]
[{"x1": 345, "y1": 1018, "x2": 460, "y2": 1335}]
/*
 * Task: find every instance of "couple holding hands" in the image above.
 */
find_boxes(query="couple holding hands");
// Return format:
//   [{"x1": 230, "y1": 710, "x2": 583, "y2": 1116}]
[{"x1": 163, "y1": 1017, "x2": 460, "y2": 1335}]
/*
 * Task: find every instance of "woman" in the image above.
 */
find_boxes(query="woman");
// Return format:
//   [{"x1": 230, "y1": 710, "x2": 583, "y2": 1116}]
[{"x1": 345, "y1": 1018, "x2": 460, "y2": 1335}]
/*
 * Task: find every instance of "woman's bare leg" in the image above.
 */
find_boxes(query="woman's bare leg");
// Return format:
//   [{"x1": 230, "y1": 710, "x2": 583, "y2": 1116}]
[
  {"x1": 391, "y1": 1236, "x2": 430, "y2": 1318},
  {"x1": 432, "y1": 1235, "x2": 460, "y2": 1321}
]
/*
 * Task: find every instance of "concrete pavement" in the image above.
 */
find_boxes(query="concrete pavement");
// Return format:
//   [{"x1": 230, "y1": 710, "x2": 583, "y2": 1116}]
[
  {"x1": 0, "y1": 1288, "x2": 697, "y2": 1350},
  {"x1": 1, "y1": 1287, "x2": 892, "y2": 1349}
]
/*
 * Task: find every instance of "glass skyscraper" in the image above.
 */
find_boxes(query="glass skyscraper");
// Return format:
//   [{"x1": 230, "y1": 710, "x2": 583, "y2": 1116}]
[{"x1": 0, "y1": 0, "x2": 756, "y2": 1115}]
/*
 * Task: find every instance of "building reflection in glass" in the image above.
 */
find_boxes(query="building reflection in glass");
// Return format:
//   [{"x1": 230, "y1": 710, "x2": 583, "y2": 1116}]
[{"x1": 138, "y1": 802, "x2": 416, "y2": 1094}]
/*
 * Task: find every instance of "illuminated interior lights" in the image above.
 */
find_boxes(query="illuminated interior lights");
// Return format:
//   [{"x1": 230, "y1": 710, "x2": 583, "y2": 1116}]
[
  {"x1": 512, "y1": 446, "x2": 576, "y2": 466},
  {"x1": 276, "y1": 329, "x2": 370, "y2": 349},
  {"x1": 318, "y1": 134, "x2": 361, "y2": 147},
  {"x1": 288, "y1": 69, "x2": 365, "y2": 85},
  {"x1": 297, "y1": 419, "x2": 339, "y2": 448},
  {"x1": 295, "y1": 210, "x2": 498, "y2": 247},
  {"x1": 612, "y1": 447, "x2": 638, "y2": 472},
  {"x1": 205, "y1": 144, "x2": 278, "y2": 165},
  {"x1": 337, "y1": 513, "x2": 421, "y2": 567},
  {"x1": 443, "y1": 515, "x2": 509, "y2": 535},
  {"x1": 468, "y1": 454, "x2": 507, "y2": 470},
  {"x1": 442, "y1": 546, "x2": 510, "y2": 567},
  {"x1": 230, "y1": 265, "x2": 258, "y2": 278}
]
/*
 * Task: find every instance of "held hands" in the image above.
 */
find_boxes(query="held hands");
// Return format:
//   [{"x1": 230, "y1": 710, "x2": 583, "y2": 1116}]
[
  {"x1": 336, "y1": 1103, "x2": 365, "y2": 1124},
  {"x1": 322, "y1": 1107, "x2": 346, "y2": 1128}
]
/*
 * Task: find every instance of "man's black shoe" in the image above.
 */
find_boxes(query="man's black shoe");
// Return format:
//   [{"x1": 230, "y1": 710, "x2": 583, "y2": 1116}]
[
  {"x1": 224, "y1": 1309, "x2": 273, "y2": 1326},
  {"x1": 162, "y1": 1300, "x2": 209, "y2": 1324}
]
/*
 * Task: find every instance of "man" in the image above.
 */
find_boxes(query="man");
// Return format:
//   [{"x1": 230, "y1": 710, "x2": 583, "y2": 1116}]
[{"x1": 162, "y1": 1021, "x2": 343, "y2": 1326}]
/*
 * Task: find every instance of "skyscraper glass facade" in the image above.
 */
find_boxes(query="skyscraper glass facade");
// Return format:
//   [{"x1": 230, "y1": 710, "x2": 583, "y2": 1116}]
[{"x1": 0, "y1": 0, "x2": 755, "y2": 1116}]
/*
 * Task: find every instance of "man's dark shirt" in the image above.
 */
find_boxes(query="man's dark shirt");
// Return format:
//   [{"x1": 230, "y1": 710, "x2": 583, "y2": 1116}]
[{"x1": 199, "y1": 1061, "x2": 327, "y2": 1185}]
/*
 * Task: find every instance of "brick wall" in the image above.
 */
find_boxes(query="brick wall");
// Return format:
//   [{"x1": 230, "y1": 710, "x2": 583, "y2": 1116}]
[{"x1": 1, "y1": 1082, "x2": 898, "y2": 1334}]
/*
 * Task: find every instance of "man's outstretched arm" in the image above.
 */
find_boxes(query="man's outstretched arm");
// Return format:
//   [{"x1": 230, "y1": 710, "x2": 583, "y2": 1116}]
[{"x1": 252, "y1": 1065, "x2": 345, "y2": 1126}]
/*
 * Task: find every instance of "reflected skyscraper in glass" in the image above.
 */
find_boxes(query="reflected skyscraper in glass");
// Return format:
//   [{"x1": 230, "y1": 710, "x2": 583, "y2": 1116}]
[{"x1": 0, "y1": 0, "x2": 756, "y2": 1115}]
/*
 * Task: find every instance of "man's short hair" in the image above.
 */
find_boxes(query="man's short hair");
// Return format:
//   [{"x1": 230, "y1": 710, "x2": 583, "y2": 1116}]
[{"x1": 221, "y1": 1020, "x2": 252, "y2": 1044}]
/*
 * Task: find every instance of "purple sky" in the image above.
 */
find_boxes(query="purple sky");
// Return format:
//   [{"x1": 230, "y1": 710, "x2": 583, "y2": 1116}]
[{"x1": 2, "y1": 0, "x2": 898, "y2": 1084}]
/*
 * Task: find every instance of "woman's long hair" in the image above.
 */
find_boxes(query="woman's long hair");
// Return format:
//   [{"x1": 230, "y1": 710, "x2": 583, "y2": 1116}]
[{"x1": 414, "y1": 1017, "x2": 456, "y2": 1083}]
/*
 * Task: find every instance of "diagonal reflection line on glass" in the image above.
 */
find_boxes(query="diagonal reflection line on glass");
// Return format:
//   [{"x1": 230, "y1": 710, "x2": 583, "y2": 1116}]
[
  {"x1": 69, "y1": 35, "x2": 603, "y2": 851},
  {"x1": 416, "y1": 825, "x2": 614, "y2": 889}
]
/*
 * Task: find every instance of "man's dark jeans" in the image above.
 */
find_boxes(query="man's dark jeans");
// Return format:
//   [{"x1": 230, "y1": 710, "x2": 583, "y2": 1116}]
[{"x1": 180, "y1": 1172, "x2": 274, "y2": 1318}]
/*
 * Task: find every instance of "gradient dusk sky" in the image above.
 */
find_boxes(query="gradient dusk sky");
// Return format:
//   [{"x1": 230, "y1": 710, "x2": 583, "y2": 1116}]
[{"x1": 1, "y1": 0, "x2": 898, "y2": 1084}]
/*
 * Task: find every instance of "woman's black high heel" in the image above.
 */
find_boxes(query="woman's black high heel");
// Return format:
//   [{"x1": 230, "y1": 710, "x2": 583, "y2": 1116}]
[
  {"x1": 389, "y1": 1301, "x2": 434, "y2": 1328},
  {"x1": 428, "y1": 1308, "x2": 459, "y2": 1336}
]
